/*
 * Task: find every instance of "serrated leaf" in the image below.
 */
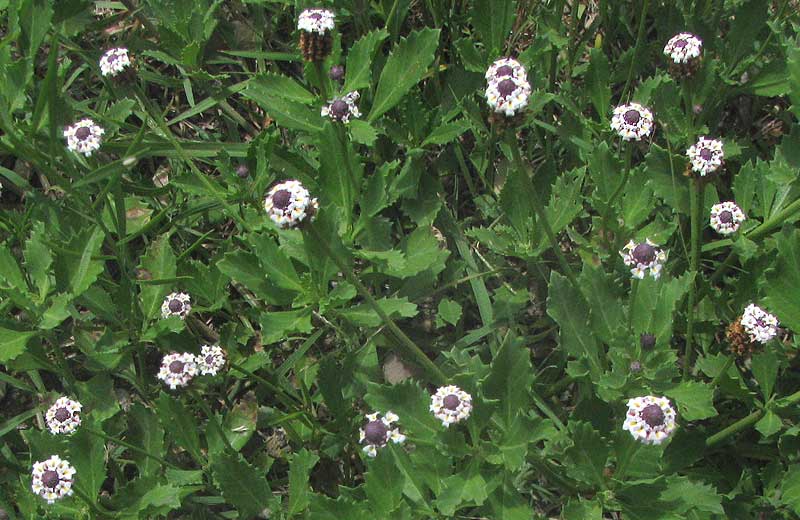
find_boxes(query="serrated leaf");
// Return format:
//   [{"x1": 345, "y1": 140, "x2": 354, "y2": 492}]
[
  {"x1": 368, "y1": 28, "x2": 440, "y2": 122},
  {"x1": 128, "y1": 404, "x2": 165, "y2": 478},
  {"x1": 365, "y1": 450, "x2": 403, "y2": 516},
  {"x1": 755, "y1": 410, "x2": 782, "y2": 438},
  {"x1": 339, "y1": 297, "x2": 417, "y2": 327},
  {"x1": 471, "y1": 0, "x2": 516, "y2": 56},
  {"x1": 664, "y1": 382, "x2": 717, "y2": 421},
  {"x1": 483, "y1": 335, "x2": 532, "y2": 425},
  {"x1": 65, "y1": 226, "x2": 105, "y2": 297},
  {"x1": 251, "y1": 234, "x2": 304, "y2": 293},
  {"x1": 349, "y1": 119, "x2": 379, "y2": 145},
  {"x1": 751, "y1": 352, "x2": 778, "y2": 399},
  {"x1": 211, "y1": 452, "x2": 271, "y2": 519},
  {"x1": 288, "y1": 449, "x2": 319, "y2": 516},
  {"x1": 421, "y1": 119, "x2": 470, "y2": 147},
  {"x1": 259, "y1": 308, "x2": 313, "y2": 344},
  {"x1": 587, "y1": 48, "x2": 610, "y2": 118},
  {"x1": 765, "y1": 228, "x2": 800, "y2": 332},
  {"x1": 24, "y1": 222, "x2": 52, "y2": 299},
  {"x1": 782, "y1": 465, "x2": 800, "y2": 514},
  {"x1": 564, "y1": 421, "x2": 608, "y2": 486},
  {"x1": 0, "y1": 328, "x2": 37, "y2": 363},
  {"x1": 437, "y1": 298, "x2": 462, "y2": 326},
  {"x1": 70, "y1": 427, "x2": 107, "y2": 501},
  {"x1": 250, "y1": 73, "x2": 314, "y2": 104},
  {"x1": 139, "y1": 235, "x2": 177, "y2": 320},
  {"x1": 155, "y1": 392, "x2": 202, "y2": 462},
  {"x1": 345, "y1": 29, "x2": 389, "y2": 92},
  {"x1": 242, "y1": 82, "x2": 323, "y2": 132}
]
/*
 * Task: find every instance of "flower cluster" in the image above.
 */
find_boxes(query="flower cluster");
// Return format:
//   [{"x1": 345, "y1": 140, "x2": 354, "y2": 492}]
[
  {"x1": 264, "y1": 180, "x2": 319, "y2": 229},
  {"x1": 297, "y1": 8, "x2": 335, "y2": 34},
  {"x1": 198, "y1": 344, "x2": 227, "y2": 375},
  {"x1": 620, "y1": 239, "x2": 667, "y2": 279},
  {"x1": 321, "y1": 92, "x2": 361, "y2": 123},
  {"x1": 161, "y1": 292, "x2": 191, "y2": 319},
  {"x1": 31, "y1": 455, "x2": 76, "y2": 504},
  {"x1": 64, "y1": 119, "x2": 105, "y2": 157},
  {"x1": 623, "y1": 395, "x2": 677, "y2": 445},
  {"x1": 45, "y1": 397, "x2": 82, "y2": 435},
  {"x1": 158, "y1": 352, "x2": 199, "y2": 389},
  {"x1": 687, "y1": 137, "x2": 724, "y2": 176},
  {"x1": 99, "y1": 47, "x2": 131, "y2": 77},
  {"x1": 709, "y1": 201, "x2": 746, "y2": 235},
  {"x1": 359, "y1": 412, "x2": 405, "y2": 457},
  {"x1": 430, "y1": 385, "x2": 472, "y2": 427},
  {"x1": 611, "y1": 103, "x2": 654, "y2": 141},
  {"x1": 297, "y1": 9, "x2": 334, "y2": 61},
  {"x1": 484, "y1": 57, "x2": 531, "y2": 117},
  {"x1": 663, "y1": 33, "x2": 703, "y2": 64},
  {"x1": 740, "y1": 304, "x2": 779, "y2": 344}
]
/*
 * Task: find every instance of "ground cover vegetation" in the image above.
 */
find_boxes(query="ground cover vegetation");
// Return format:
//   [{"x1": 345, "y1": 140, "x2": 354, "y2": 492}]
[{"x1": 1, "y1": 0, "x2": 800, "y2": 518}]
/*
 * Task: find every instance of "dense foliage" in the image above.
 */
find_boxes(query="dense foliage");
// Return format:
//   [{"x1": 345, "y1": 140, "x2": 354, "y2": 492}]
[{"x1": 1, "y1": 0, "x2": 800, "y2": 518}]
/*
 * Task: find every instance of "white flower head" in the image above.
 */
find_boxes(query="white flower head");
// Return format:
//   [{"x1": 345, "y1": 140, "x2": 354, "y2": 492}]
[
  {"x1": 620, "y1": 239, "x2": 667, "y2": 280},
  {"x1": 709, "y1": 201, "x2": 746, "y2": 235},
  {"x1": 264, "y1": 180, "x2": 319, "y2": 229},
  {"x1": 611, "y1": 103, "x2": 654, "y2": 141},
  {"x1": 687, "y1": 137, "x2": 724, "y2": 176},
  {"x1": 485, "y1": 76, "x2": 531, "y2": 117},
  {"x1": 622, "y1": 395, "x2": 677, "y2": 445},
  {"x1": 663, "y1": 33, "x2": 703, "y2": 64},
  {"x1": 99, "y1": 47, "x2": 131, "y2": 77},
  {"x1": 740, "y1": 304, "x2": 779, "y2": 344},
  {"x1": 31, "y1": 455, "x2": 76, "y2": 504},
  {"x1": 321, "y1": 91, "x2": 361, "y2": 123},
  {"x1": 485, "y1": 57, "x2": 527, "y2": 82},
  {"x1": 157, "y1": 352, "x2": 198, "y2": 389},
  {"x1": 359, "y1": 411, "x2": 405, "y2": 457},
  {"x1": 161, "y1": 292, "x2": 191, "y2": 319},
  {"x1": 45, "y1": 397, "x2": 82, "y2": 435},
  {"x1": 63, "y1": 119, "x2": 104, "y2": 156},
  {"x1": 198, "y1": 345, "x2": 226, "y2": 376},
  {"x1": 297, "y1": 8, "x2": 335, "y2": 34},
  {"x1": 430, "y1": 385, "x2": 472, "y2": 427}
]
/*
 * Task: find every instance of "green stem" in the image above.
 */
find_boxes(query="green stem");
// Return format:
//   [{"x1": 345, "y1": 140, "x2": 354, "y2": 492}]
[
  {"x1": 505, "y1": 131, "x2": 582, "y2": 296},
  {"x1": 709, "y1": 355, "x2": 733, "y2": 389},
  {"x1": 306, "y1": 223, "x2": 447, "y2": 385},
  {"x1": 85, "y1": 428, "x2": 180, "y2": 470},
  {"x1": 314, "y1": 60, "x2": 328, "y2": 101},
  {"x1": 620, "y1": 0, "x2": 650, "y2": 100},
  {"x1": 684, "y1": 179, "x2": 703, "y2": 380},
  {"x1": 627, "y1": 278, "x2": 639, "y2": 333},
  {"x1": 706, "y1": 389, "x2": 800, "y2": 447}
]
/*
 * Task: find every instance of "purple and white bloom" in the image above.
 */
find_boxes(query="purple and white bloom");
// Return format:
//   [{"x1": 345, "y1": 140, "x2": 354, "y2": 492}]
[
  {"x1": 99, "y1": 47, "x2": 131, "y2": 77},
  {"x1": 63, "y1": 119, "x2": 104, "y2": 156},
  {"x1": 687, "y1": 137, "x2": 724, "y2": 176},
  {"x1": 45, "y1": 397, "x2": 82, "y2": 435},
  {"x1": 264, "y1": 180, "x2": 319, "y2": 229},
  {"x1": 663, "y1": 33, "x2": 703, "y2": 64},
  {"x1": 709, "y1": 201, "x2": 746, "y2": 235},
  {"x1": 198, "y1": 345, "x2": 226, "y2": 376},
  {"x1": 31, "y1": 455, "x2": 76, "y2": 504},
  {"x1": 611, "y1": 103, "x2": 654, "y2": 141},
  {"x1": 359, "y1": 411, "x2": 405, "y2": 457},
  {"x1": 620, "y1": 239, "x2": 667, "y2": 280},
  {"x1": 622, "y1": 395, "x2": 677, "y2": 445},
  {"x1": 157, "y1": 352, "x2": 198, "y2": 389},
  {"x1": 740, "y1": 304, "x2": 779, "y2": 344},
  {"x1": 161, "y1": 292, "x2": 191, "y2": 319},
  {"x1": 297, "y1": 8, "x2": 335, "y2": 34},
  {"x1": 321, "y1": 91, "x2": 361, "y2": 123},
  {"x1": 485, "y1": 76, "x2": 531, "y2": 117},
  {"x1": 485, "y1": 57, "x2": 527, "y2": 82},
  {"x1": 430, "y1": 385, "x2": 472, "y2": 427}
]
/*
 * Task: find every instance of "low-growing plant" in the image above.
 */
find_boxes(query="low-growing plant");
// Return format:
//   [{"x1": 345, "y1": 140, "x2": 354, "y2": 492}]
[{"x1": 1, "y1": 0, "x2": 800, "y2": 519}]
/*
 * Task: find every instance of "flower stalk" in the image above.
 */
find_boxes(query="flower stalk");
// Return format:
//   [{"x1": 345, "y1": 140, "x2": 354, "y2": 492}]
[{"x1": 684, "y1": 178, "x2": 704, "y2": 380}]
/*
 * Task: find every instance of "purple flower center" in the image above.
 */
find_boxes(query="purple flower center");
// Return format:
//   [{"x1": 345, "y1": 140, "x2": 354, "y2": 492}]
[
  {"x1": 623, "y1": 109, "x2": 641, "y2": 125},
  {"x1": 699, "y1": 148, "x2": 714, "y2": 161},
  {"x1": 205, "y1": 355, "x2": 214, "y2": 365},
  {"x1": 169, "y1": 360, "x2": 185, "y2": 374},
  {"x1": 443, "y1": 394, "x2": 460, "y2": 410},
  {"x1": 168, "y1": 299, "x2": 183, "y2": 312},
  {"x1": 673, "y1": 39, "x2": 688, "y2": 49},
  {"x1": 330, "y1": 99, "x2": 350, "y2": 119},
  {"x1": 310, "y1": 12, "x2": 322, "y2": 20},
  {"x1": 272, "y1": 189, "x2": 292, "y2": 210},
  {"x1": 497, "y1": 78, "x2": 517, "y2": 98},
  {"x1": 641, "y1": 404, "x2": 665, "y2": 428},
  {"x1": 364, "y1": 420, "x2": 388, "y2": 445},
  {"x1": 640, "y1": 333, "x2": 656, "y2": 349},
  {"x1": 107, "y1": 53, "x2": 120, "y2": 63},
  {"x1": 329, "y1": 65, "x2": 344, "y2": 81},
  {"x1": 54, "y1": 407, "x2": 71, "y2": 422},
  {"x1": 42, "y1": 470, "x2": 60, "y2": 489},
  {"x1": 75, "y1": 126, "x2": 91, "y2": 140},
  {"x1": 632, "y1": 243, "x2": 657, "y2": 265},
  {"x1": 495, "y1": 65, "x2": 514, "y2": 78},
  {"x1": 718, "y1": 210, "x2": 733, "y2": 224}
]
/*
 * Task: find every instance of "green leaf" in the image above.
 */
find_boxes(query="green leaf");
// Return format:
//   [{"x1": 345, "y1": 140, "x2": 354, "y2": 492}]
[
  {"x1": 76, "y1": 374, "x2": 120, "y2": 423},
  {"x1": 579, "y1": 263, "x2": 624, "y2": 344},
  {"x1": 316, "y1": 123, "x2": 363, "y2": 220},
  {"x1": 349, "y1": 119, "x2": 379, "y2": 146},
  {"x1": 242, "y1": 82, "x2": 324, "y2": 132},
  {"x1": 664, "y1": 382, "x2": 717, "y2": 421},
  {"x1": 288, "y1": 449, "x2": 319, "y2": 517},
  {"x1": 564, "y1": 421, "x2": 608, "y2": 487},
  {"x1": 483, "y1": 335, "x2": 532, "y2": 425},
  {"x1": 139, "y1": 235, "x2": 177, "y2": 320},
  {"x1": 0, "y1": 247, "x2": 26, "y2": 292},
  {"x1": 368, "y1": 28, "x2": 441, "y2": 122},
  {"x1": 24, "y1": 221, "x2": 52, "y2": 299},
  {"x1": 659, "y1": 477, "x2": 724, "y2": 515},
  {"x1": 789, "y1": 44, "x2": 800, "y2": 118},
  {"x1": 217, "y1": 250, "x2": 293, "y2": 306},
  {"x1": 587, "y1": 48, "x2": 611, "y2": 118},
  {"x1": 38, "y1": 293, "x2": 72, "y2": 330},
  {"x1": 344, "y1": 29, "x2": 389, "y2": 92},
  {"x1": 500, "y1": 156, "x2": 535, "y2": 240},
  {"x1": 208, "y1": 393, "x2": 257, "y2": 455},
  {"x1": 765, "y1": 228, "x2": 800, "y2": 332},
  {"x1": 65, "y1": 226, "x2": 105, "y2": 297},
  {"x1": 70, "y1": 427, "x2": 107, "y2": 501},
  {"x1": 437, "y1": 298, "x2": 463, "y2": 326},
  {"x1": 259, "y1": 308, "x2": 313, "y2": 344},
  {"x1": 546, "y1": 272, "x2": 603, "y2": 378},
  {"x1": 470, "y1": 0, "x2": 516, "y2": 56},
  {"x1": 484, "y1": 475, "x2": 533, "y2": 520},
  {"x1": 155, "y1": 392, "x2": 203, "y2": 462},
  {"x1": 365, "y1": 450, "x2": 403, "y2": 516},
  {"x1": 782, "y1": 465, "x2": 800, "y2": 515},
  {"x1": 249, "y1": 73, "x2": 315, "y2": 104},
  {"x1": 364, "y1": 381, "x2": 440, "y2": 443},
  {"x1": 339, "y1": 297, "x2": 417, "y2": 327},
  {"x1": 0, "y1": 328, "x2": 37, "y2": 363},
  {"x1": 251, "y1": 234, "x2": 304, "y2": 293},
  {"x1": 128, "y1": 404, "x2": 165, "y2": 478},
  {"x1": 755, "y1": 410, "x2": 782, "y2": 438},
  {"x1": 629, "y1": 274, "x2": 691, "y2": 342},
  {"x1": 211, "y1": 452, "x2": 271, "y2": 519},
  {"x1": 751, "y1": 352, "x2": 778, "y2": 399},
  {"x1": 389, "y1": 443, "x2": 432, "y2": 509},
  {"x1": 421, "y1": 120, "x2": 470, "y2": 147}
]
